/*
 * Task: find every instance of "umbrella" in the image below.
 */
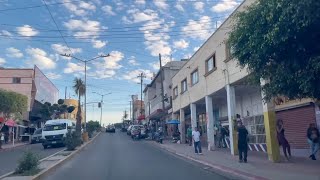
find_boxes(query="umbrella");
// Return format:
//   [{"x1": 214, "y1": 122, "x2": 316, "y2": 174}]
[
  {"x1": 5, "y1": 119, "x2": 16, "y2": 127},
  {"x1": 166, "y1": 120, "x2": 180, "y2": 124}
]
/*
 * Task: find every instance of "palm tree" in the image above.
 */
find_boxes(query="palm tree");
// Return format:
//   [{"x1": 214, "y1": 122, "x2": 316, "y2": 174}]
[{"x1": 73, "y1": 78, "x2": 85, "y2": 135}]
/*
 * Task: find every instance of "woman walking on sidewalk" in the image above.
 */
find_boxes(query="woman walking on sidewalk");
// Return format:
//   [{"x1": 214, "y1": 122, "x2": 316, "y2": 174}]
[
  {"x1": 276, "y1": 119, "x2": 291, "y2": 160},
  {"x1": 307, "y1": 123, "x2": 319, "y2": 160},
  {"x1": 237, "y1": 121, "x2": 248, "y2": 163}
]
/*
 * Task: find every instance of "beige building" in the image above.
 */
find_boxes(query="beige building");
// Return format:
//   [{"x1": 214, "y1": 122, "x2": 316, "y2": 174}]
[
  {"x1": 61, "y1": 99, "x2": 83, "y2": 122},
  {"x1": 171, "y1": 0, "x2": 319, "y2": 160},
  {"x1": 0, "y1": 66, "x2": 59, "y2": 122}
]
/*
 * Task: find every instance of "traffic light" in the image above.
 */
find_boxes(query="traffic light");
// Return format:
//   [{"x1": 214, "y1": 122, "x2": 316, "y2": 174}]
[{"x1": 98, "y1": 102, "x2": 101, "y2": 108}]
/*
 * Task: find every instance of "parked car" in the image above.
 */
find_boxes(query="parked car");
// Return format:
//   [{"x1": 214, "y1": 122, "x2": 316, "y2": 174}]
[
  {"x1": 127, "y1": 125, "x2": 133, "y2": 135},
  {"x1": 42, "y1": 119, "x2": 76, "y2": 149},
  {"x1": 106, "y1": 125, "x2": 116, "y2": 133},
  {"x1": 31, "y1": 128, "x2": 43, "y2": 144}
]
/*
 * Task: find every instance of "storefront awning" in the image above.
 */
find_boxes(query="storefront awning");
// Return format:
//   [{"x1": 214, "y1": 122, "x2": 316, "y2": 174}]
[
  {"x1": 166, "y1": 120, "x2": 180, "y2": 124},
  {"x1": 137, "y1": 115, "x2": 145, "y2": 120},
  {"x1": 0, "y1": 117, "x2": 4, "y2": 123},
  {"x1": 147, "y1": 109, "x2": 167, "y2": 120},
  {"x1": 5, "y1": 119, "x2": 17, "y2": 127}
]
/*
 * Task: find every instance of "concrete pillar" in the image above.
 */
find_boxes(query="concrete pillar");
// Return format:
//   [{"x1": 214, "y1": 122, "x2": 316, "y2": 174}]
[
  {"x1": 261, "y1": 80, "x2": 280, "y2": 162},
  {"x1": 190, "y1": 103, "x2": 197, "y2": 130},
  {"x1": 179, "y1": 109, "x2": 186, "y2": 144},
  {"x1": 226, "y1": 84, "x2": 238, "y2": 155},
  {"x1": 206, "y1": 96, "x2": 215, "y2": 151}
]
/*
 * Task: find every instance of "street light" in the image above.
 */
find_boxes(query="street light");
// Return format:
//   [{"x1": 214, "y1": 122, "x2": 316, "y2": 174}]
[
  {"x1": 60, "y1": 53, "x2": 110, "y2": 131},
  {"x1": 92, "y1": 92, "x2": 112, "y2": 126}
]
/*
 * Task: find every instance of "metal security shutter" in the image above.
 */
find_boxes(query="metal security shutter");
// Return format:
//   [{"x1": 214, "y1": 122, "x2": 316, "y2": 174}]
[{"x1": 276, "y1": 105, "x2": 316, "y2": 149}]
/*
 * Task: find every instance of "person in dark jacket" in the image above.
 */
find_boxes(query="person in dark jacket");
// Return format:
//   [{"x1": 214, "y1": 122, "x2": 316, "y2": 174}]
[
  {"x1": 237, "y1": 121, "x2": 248, "y2": 163},
  {"x1": 276, "y1": 119, "x2": 291, "y2": 160},
  {"x1": 307, "y1": 123, "x2": 319, "y2": 160}
]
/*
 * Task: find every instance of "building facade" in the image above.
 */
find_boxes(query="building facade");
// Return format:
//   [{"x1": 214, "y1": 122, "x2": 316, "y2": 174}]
[
  {"x1": 171, "y1": 0, "x2": 319, "y2": 161},
  {"x1": 0, "y1": 66, "x2": 59, "y2": 122},
  {"x1": 144, "y1": 61, "x2": 186, "y2": 134}
]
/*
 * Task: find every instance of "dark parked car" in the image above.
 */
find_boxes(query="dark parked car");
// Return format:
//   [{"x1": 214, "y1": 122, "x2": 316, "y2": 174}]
[{"x1": 106, "y1": 125, "x2": 116, "y2": 133}]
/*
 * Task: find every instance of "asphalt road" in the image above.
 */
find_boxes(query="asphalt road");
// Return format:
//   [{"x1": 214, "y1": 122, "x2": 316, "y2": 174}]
[
  {"x1": 0, "y1": 143, "x2": 64, "y2": 176},
  {"x1": 45, "y1": 131, "x2": 229, "y2": 180}
]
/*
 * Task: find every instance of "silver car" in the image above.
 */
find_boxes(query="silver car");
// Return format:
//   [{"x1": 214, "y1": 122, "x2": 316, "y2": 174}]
[{"x1": 31, "y1": 128, "x2": 43, "y2": 144}]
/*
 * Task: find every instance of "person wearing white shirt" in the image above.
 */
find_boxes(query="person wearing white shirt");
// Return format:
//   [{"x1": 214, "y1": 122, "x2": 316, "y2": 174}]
[{"x1": 192, "y1": 127, "x2": 202, "y2": 154}]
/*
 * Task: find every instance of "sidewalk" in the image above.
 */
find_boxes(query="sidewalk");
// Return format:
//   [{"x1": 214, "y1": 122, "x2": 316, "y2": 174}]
[
  {"x1": 0, "y1": 142, "x2": 28, "y2": 152},
  {"x1": 151, "y1": 141, "x2": 320, "y2": 180}
]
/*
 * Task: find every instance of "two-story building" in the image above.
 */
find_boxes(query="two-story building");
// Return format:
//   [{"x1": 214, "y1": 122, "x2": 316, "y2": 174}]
[
  {"x1": 171, "y1": 0, "x2": 320, "y2": 161},
  {"x1": 144, "y1": 61, "x2": 186, "y2": 134}
]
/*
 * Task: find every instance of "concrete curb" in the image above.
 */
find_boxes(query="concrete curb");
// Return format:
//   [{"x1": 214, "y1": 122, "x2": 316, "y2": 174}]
[
  {"x1": 151, "y1": 142, "x2": 268, "y2": 180},
  {"x1": 32, "y1": 132, "x2": 101, "y2": 180},
  {"x1": 0, "y1": 148, "x2": 66, "y2": 180}
]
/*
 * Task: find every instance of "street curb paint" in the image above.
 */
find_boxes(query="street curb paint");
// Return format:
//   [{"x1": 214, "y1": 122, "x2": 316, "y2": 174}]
[
  {"x1": 151, "y1": 142, "x2": 268, "y2": 180},
  {"x1": 32, "y1": 132, "x2": 101, "y2": 180},
  {"x1": 0, "y1": 148, "x2": 66, "y2": 180}
]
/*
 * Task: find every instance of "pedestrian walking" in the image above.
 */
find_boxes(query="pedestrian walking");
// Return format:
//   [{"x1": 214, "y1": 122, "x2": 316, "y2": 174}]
[
  {"x1": 0, "y1": 133, "x2": 4, "y2": 149},
  {"x1": 192, "y1": 127, "x2": 202, "y2": 154},
  {"x1": 187, "y1": 126, "x2": 192, "y2": 146},
  {"x1": 237, "y1": 121, "x2": 248, "y2": 163},
  {"x1": 214, "y1": 124, "x2": 218, "y2": 147},
  {"x1": 307, "y1": 123, "x2": 319, "y2": 160},
  {"x1": 219, "y1": 125, "x2": 227, "y2": 148},
  {"x1": 276, "y1": 119, "x2": 291, "y2": 160}
]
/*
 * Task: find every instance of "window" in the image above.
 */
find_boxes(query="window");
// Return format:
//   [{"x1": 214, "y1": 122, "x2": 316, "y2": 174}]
[
  {"x1": 181, "y1": 79, "x2": 187, "y2": 93},
  {"x1": 225, "y1": 42, "x2": 234, "y2": 62},
  {"x1": 173, "y1": 86, "x2": 178, "y2": 98},
  {"x1": 191, "y1": 69, "x2": 199, "y2": 85},
  {"x1": 206, "y1": 54, "x2": 216, "y2": 73},
  {"x1": 12, "y1": 77, "x2": 21, "y2": 84}
]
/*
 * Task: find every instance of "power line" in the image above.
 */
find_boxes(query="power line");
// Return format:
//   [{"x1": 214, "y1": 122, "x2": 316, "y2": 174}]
[{"x1": 42, "y1": 0, "x2": 73, "y2": 55}]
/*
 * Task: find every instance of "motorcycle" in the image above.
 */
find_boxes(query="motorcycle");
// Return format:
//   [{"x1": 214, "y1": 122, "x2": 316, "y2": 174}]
[
  {"x1": 155, "y1": 128, "x2": 164, "y2": 144},
  {"x1": 131, "y1": 128, "x2": 140, "y2": 141}
]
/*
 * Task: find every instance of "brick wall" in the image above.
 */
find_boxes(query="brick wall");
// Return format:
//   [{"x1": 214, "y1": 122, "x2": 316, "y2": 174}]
[{"x1": 276, "y1": 105, "x2": 316, "y2": 149}]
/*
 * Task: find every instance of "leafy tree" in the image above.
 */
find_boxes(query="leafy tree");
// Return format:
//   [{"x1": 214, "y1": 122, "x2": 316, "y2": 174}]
[
  {"x1": 228, "y1": 0, "x2": 320, "y2": 100},
  {"x1": 123, "y1": 110, "x2": 128, "y2": 120},
  {"x1": 86, "y1": 120, "x2": 100, "y2": 137},
  {"x1": 57, "y1": 99, "x2": 64, "y2": 105},
  {"x1": 73, "y1": 78, "x2": 85, "y2": 135}
]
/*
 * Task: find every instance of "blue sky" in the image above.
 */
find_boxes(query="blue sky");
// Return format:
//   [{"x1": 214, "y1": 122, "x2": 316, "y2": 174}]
[{"x1": 0, "y1": 0, "x2": 241, "y2": 124}]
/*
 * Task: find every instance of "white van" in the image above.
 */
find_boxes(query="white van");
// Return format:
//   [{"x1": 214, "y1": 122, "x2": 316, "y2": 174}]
[{"x1": 42, "y1": 119, "x2": 76, "y2": 149}]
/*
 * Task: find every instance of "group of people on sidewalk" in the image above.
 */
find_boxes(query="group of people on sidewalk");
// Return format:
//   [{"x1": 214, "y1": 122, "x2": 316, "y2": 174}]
[{"x1": 184, "y1": 116, "x2": 320, "y2": 163}]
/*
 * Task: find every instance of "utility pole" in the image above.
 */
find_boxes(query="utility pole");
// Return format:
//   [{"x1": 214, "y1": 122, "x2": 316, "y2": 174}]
[
  {"x1": 92, "y1": 92, "x2": 112, "y2": 126},
  {"x1": 129, "y1": 101, "x2": 132, "y2": 121},
  {"x1": 65, "y1": 86, "x2": 67, "y2": 99},
  {"x1": 159, "y1": 54, "x2": 165, "y2": 110},
  {"x1": 61, "y1": 53, "x2": 110, "y2": 131},
  {"x1": 137, "y1": 73, "x2": 146, "y2": 116}
]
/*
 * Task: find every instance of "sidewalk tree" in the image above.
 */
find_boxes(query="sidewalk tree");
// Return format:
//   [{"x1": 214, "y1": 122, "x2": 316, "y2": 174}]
[
  {"x1": 228, "y1": 0, "x2": 320, "y2": 100},
  {"x1": 73, "y1": 78, "x2": 85, "y2": 135}
]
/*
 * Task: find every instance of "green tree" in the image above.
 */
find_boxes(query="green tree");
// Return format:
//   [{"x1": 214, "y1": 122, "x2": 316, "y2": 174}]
[
  {"x1": 0, "y1": 90, "x2": 28, "y2": 148},
  {"x1": 228, "y1": 0, "x2": 320, "y2": 100},
  {"x1": 86, "y1": 120, "x2": 100, "y2": 137},
  {"x1": 73, "y1": 78, "x2": 85, "y2": 135}
]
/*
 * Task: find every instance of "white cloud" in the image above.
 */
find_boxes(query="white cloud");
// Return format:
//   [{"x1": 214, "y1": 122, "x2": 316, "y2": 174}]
[
  {"x1": 183, "y1": 53, "x2": 192, "y2": 59},
  {"x1": 173, "y1": 39, "x2": 189, "y2": 49},
  {"x1": 46, "y1": 72, "x2": 62, "y2": 80},
  {"x1": 26, "y1": 48, "x2": 56, "y2": 70},
  {"x1": 0, "y1": 30, "x2": 12, "y2": 36},
  {"x1": 89, "y1": 70, "x2": 116, "y2": 79},
  {"x1": 175, "y1": 3, "x2": 184, "y2": 12},
  {"x1": 94, "y1": 51, "x2": 124, "y2": 70},
  {"x1": 0, "y1": 58, "x2": 6, "y2": 65},
  {"x1": 194, "y1": 2, "x2": 204, "y2": 12},
  {"x1": 91, "y1": 39, "x2": 107, "y2": 49},
  {"x1": 153, "y1": 0, "x2": 168, "y2": 9},
  {"x1": 102, "y1": 5, "x2": 116, "y2": 16},
  {"x1": 64, "y1": 19, "x2": 101, "y2": 38},
  {"x1": 122, "y1": 69, "x2": 153, "y2": 83},
  {"x1": 128, "y1": 56, "x2": 139, "y2": 66},
  {"x1": 193, "y1": 46, "x2": 200, "y2": 52},
  {"x1": 135, "y1": 0, "x2": 145, "y2": 5},
  {"x1": 123, "y1": 9, "x2": 159, "y2": 24},
  {"x1": 211, "y1": 0, "x2": 239, "y2": 13},
  {"x1": 62, "y1": 0, "x2": 96, "y2": 16},
  {"x1": 51, "y1": 44, "x2": 82, "y2": 58},
  {"x1": 181, "y1": 16, "x2": 213, "y2": 40},
  {"x1": 16, "y1": 25, "x2": 38, "y2": 37},
  {"x1": 6, "y1": 47, "x2": 23, "y2": 58},
  {"x1": 150, "y1": 57, "x2": 171, "y2": 70},
  {"x1": 64, "y1": 62, "x2": 84, "y2": 73}
]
